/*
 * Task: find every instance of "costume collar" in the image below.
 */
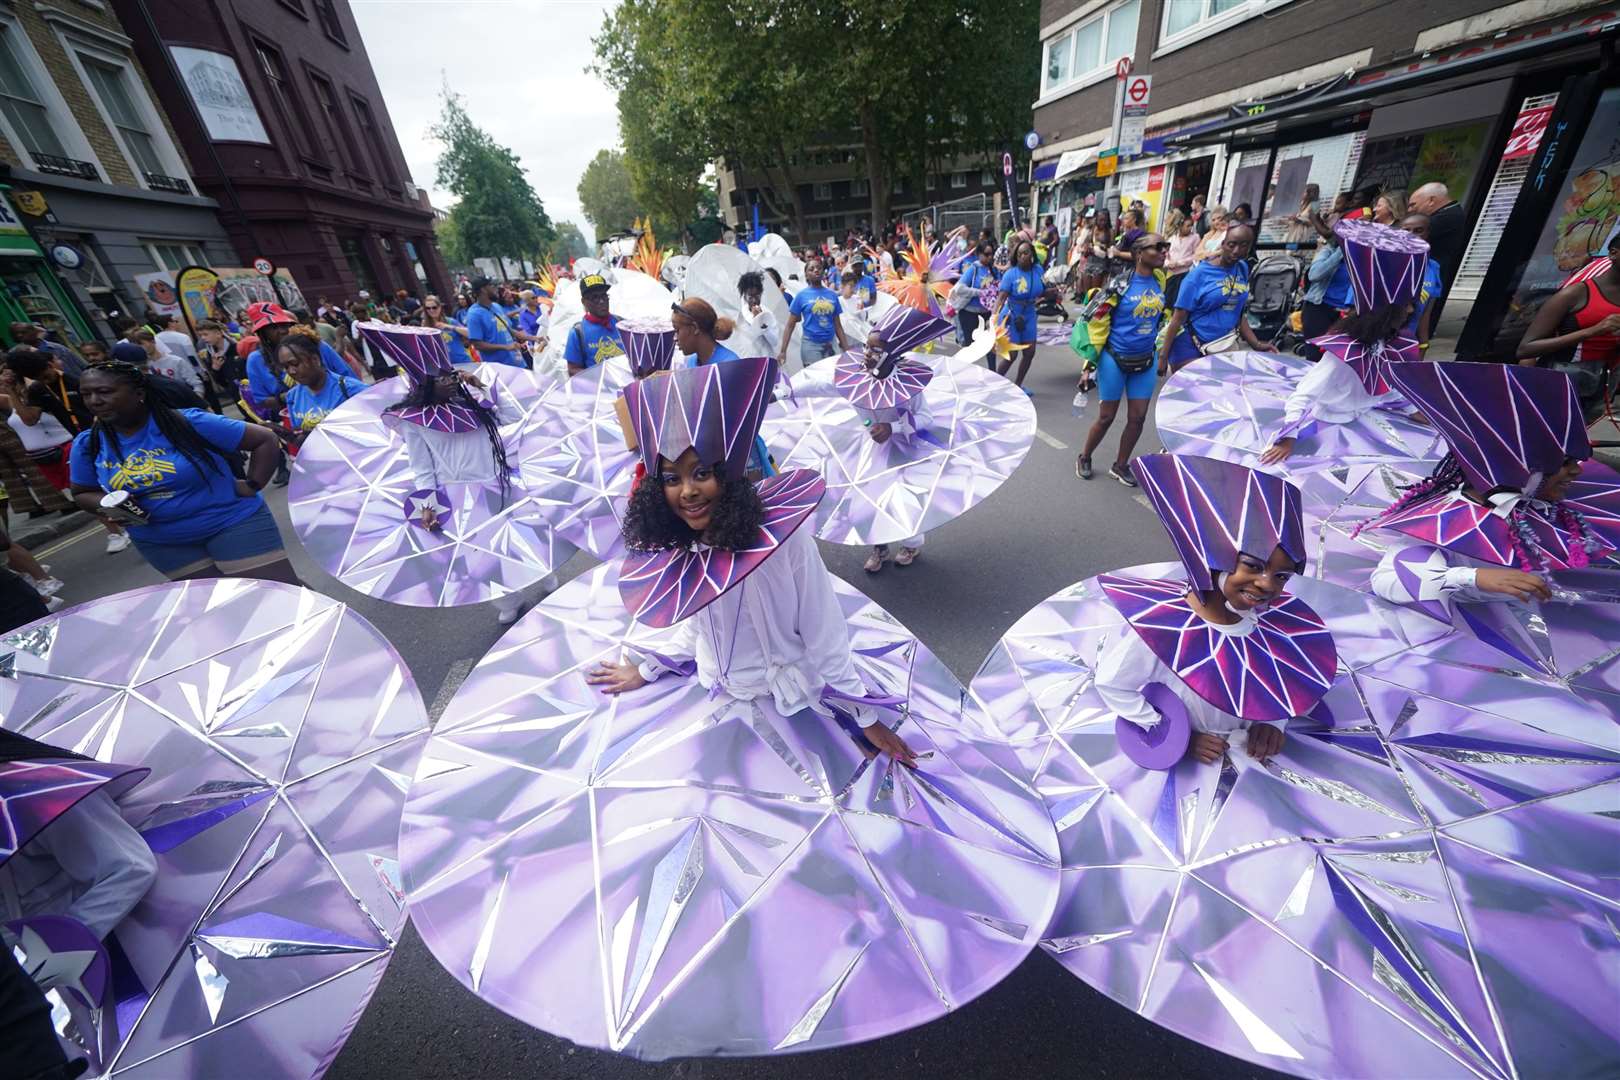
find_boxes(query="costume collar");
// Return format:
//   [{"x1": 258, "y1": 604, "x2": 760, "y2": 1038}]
[
  {"x1": 1100, "y1": 574, "x2": 1337, "y2": 722},
  {"x1": 1308, "y1": 332, "x2": 1421, "y2": 395},
  {"x1": 832, "y1": 350, "x2": 933, "y2": 412},
  {"x1": 382, "y1": 378, "x2": 501, "y2": 434},
  {"x1": 1370, "y1": 483, "x2": 1619, "y2": 571}
]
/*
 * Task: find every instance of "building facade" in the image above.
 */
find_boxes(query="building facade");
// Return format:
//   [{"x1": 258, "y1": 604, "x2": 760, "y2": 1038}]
[
  {"x1": 0, "y1": 0, "x2": 235, "y2": 344},
  {"x1": 1028, "y1": 0, "x2": 1618, "y2": 326},
  {"x1": 716, "y1": 145, "x2": 1007, "y2": 242},
  {"x1": 110, "y1": 0, "x2": 450, "y2": 305}
]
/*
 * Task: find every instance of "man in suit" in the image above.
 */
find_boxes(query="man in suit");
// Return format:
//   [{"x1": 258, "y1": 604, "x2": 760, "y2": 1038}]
[{"x1": 1410, "y1": 182, "x2": 1466, "y2": 325}]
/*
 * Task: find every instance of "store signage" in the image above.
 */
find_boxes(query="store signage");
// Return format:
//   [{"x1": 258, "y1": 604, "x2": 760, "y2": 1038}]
[
  {"x1": 171, "y1": 46, "x2": 270, "y2": 144},
  {"x1": 1120, "y1": 75, "x2": 1151, "y2": 157},
  {"x1": 1097, "y1": 149, "x2": 1118, "y2": 178},
  {"x1": 11, "y1": 191, "x2": 47, "y2": 216},
  {"x1": 1000, "y1": 151, "x2": 1022, "y2": 231},
  {"x1": 0, "y1": 194, "x2": 42, "y2": 256},
  {"x1": 1147, "y1": 165, "x2": 1165, "y2": 191},
  {"x1": 1023, "y1": 131, "x2": 1041, "y2": 151},
  {"x1": 48, "y1": 243, "x2": 83, "y2": 270},
  {"x1": 1503, "y1": 105, "x2": 1554, "y2": 160},
  {"x1": 252, "y1": 257, "x2": 275, "y2": 276}
]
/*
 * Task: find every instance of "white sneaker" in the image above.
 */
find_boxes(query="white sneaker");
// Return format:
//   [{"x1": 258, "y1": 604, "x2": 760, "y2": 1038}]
[
  {"x1": 34, "y1": 577, "x2": 65, "y2": 596},
  {"x1": 106, "y1": 532, "x2": 132, "y2": 554},
  {"x1": 44, "y1": 596, "x2": 65, "y2": 612}
]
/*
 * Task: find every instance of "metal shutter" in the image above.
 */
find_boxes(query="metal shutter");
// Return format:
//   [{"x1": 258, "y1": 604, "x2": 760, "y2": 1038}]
[
  {"x1": 1450, "y1": 93, "x2": 1560, "y2": 303},
  {"x1": 1258, "y1": 132, "x2": 1360, "y2": 243}
]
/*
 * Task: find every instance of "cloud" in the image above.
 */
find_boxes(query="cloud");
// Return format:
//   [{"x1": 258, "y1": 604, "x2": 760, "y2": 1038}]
[{"x1": 350, "y1": 0, "x2": 620, "y2": 245}]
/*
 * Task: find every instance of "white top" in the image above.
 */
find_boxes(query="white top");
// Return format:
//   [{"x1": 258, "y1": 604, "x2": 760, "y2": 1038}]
[
  {"x1": 8, "y1": 409, "x2": 72, "y2": 452},
  {"x1": 636, "y1": 526, "x2": 876, "y2": 723},
  {"x1": 737, "y1": 306, "x2": 780, "y2": 358},
  {"x1": 398, "y1": 390, "x2": 523, "y2": 489},
  {"x1": 156, "y1": 329, "x2": 196, "y2": 361},
  {"x1": 1094, "y1": 614, "x2": 1286, "y2": 739},
  {"x1": 1370, "y1": 534, "x2": 1495, "y2": 607},
  {"x1": 0, "y1": 790, "x2": 157, "y2": 939},
  {"x1": 1281, "y1": 352, "x2": 1389, "y2": 431}
]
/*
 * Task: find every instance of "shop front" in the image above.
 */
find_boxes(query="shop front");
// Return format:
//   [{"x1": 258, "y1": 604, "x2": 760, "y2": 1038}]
[{"x1": 0, "y1": 193, "x2": 93, "y2": 347}]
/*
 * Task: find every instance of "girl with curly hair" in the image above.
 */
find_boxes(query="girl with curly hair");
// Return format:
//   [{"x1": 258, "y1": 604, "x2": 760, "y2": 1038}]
[{"x1": 586, "y1": 357, "x2": 916, "y2": 764}]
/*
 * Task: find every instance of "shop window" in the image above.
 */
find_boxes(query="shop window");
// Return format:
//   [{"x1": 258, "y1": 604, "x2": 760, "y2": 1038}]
[
  {"x1": 1041, "y1": 0, "x2": 1138, "y2": 98},
  {"x1": 143, "y1": 241, "x2": 208, "y2": 271},
  {"x1": 0, "y1": 20, "x2": 101, "y2": 177},
  {"x1": 1160, "y1": 0, "x2": 1287, "y2": 54}
]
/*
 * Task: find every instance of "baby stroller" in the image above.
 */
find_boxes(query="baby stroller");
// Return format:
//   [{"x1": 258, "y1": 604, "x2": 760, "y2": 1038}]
[
  {"x1": 1038, "y1": 262, "x2": 1071, "y2": 322},
  {"x1": 1247, "y1": 253, "x2": 1302, "y2": 350}
]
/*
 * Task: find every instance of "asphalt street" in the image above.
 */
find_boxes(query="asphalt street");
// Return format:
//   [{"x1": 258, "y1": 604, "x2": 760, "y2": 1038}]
[{"x1": 34, "y1": 335, "x2": 1288, "y2": 1080}]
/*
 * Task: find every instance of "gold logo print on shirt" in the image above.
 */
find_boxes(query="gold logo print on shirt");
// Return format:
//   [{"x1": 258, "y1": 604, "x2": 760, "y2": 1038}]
[
  {"x1": 104, "y1": 448, "x2": 178, "y2": 490},
  {"x1": 809, "y1": 297, "x2": 837, "y2": 316}
]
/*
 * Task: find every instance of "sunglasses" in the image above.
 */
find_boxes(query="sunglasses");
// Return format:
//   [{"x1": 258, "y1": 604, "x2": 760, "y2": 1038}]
[{"x1": 1138, "y1": 242, "x2": 1172, "y2": 252}]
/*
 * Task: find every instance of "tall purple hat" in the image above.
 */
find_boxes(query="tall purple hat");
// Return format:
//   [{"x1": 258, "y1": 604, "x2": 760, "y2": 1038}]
[
  {"x1": 618, "y1": 357, "x2": 826, "y2": 627},
  {"x1": 1384, "y1": 361, "x2": 1589, "y2": 493},
  {"x1": 832, "y1": 305, "x2": 950, "y2": 411},
  {"x1": 360, "y1": 320, "x2": 492, "y2": 433},
  {"x1": 870, "y1": 304, "x2": 953, "y2": 356},
  {"x1": 1336, "y1": 218, "x2": 1429, "y2": 314},
  {"x1": 1130, "y1": 453, "x2": 1308, "y2": 592},
  {"x1": 617, "y1": 316, "x2": 677, "y2": 378}
]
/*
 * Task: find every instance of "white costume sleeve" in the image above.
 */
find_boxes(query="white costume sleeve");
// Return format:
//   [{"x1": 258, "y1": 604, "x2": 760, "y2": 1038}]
[
  {"x1": 29, "y1": 791, "x2": 156, "y2": 940},
  {"x1": 752, "y1": 308, "x2": 781, "y2": 356},
  {"x1": 1371, "y1": 540, "x2": 1495, "y2": 606},
  {"x1": 788, "y1": 527, "x2": 878, "y2": 725},
  {"x1": 636, "y1": 618, "x2": 698, "y2": 683},
  {"x1": 399, "y1": 425, "x2": 440, "y2": 492},
  {"x1": 1094, "y1": 631, "x2": 1163, "y2": 731}
]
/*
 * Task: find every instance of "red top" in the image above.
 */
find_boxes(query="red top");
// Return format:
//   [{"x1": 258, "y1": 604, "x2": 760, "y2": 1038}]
[{"x1": 1575, "y1": 277, "x2": 1620, "y2": 367}]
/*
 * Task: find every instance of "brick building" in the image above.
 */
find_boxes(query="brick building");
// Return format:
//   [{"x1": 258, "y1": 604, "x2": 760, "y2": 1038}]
[
  {"x1": 0, "y1": 0, "x2": 235, "y2": 343},
  {"x1": 111, "y1": 0, "x2": 450, "y2": 304}
]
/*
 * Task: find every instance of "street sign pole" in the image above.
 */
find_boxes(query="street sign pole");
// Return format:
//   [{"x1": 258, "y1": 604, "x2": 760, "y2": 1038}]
[{"x1": 1103, "y1": 57, "x2": 1130, "y2": 215}]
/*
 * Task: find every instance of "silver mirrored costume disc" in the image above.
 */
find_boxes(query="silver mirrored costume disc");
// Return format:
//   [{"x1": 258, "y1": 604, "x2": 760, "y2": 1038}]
[
  {"x1": 969, "y1": 564, "x2": 1620, "y2": 1078},
  {"x1": 401, "y1": 564, "x2": 1060, "y2": 1059},
  {"x1": 0, "y1": 580, "x2": 429, "y2": 1077},
  {"x1": 547, "y1": 355, "x2": 637, "y2": 561}
]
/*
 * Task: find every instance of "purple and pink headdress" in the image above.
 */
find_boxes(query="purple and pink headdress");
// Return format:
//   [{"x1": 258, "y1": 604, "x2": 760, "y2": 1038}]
[
  {"x1": 1310, "y1": 220, "x2": 1430, "y2": 392},
  {"x1": 1130, "y1": 453, "x2": 1308, "y2": 592},
  {"x1": 617, "y1": 316, "x2": 677, "y2": 378},
  {"x1": 617, "y1": 357, "x2": 826, "y2": 626},
  {"x1": 833, "y1": 305, "x2": 951, "y2": 412},
  {"x1": 1356, "y1": 362, "x2": 1613, "y2": 571},
  {"x1": 361, "y1": 321, "x2": 494, "y2": 434}
]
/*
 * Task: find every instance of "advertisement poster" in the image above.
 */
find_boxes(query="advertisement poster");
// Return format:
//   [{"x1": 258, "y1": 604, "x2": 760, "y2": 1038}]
[
  {"x1": 134, "y1": 266, "x2": 307, "y2": 320},
  {"x1": 170, "y1": 47, "x2": 270, "y2": 144},
  {"x1": 1504, "y1": 87, "x2": 1620, "y2": 341},
  {"x1": 1228, "y1": 164, "x2": 1268, "y2": 219},
  {"x1": 1412, "y1": 122, "x2": 1487, "y2": 203}
]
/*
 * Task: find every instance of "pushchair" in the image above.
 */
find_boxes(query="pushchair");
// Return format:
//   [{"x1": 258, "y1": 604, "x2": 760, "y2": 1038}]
[
  {"x1": 1247, "y1": 254, "x2": 1302, "y2": 350},
  {"x1": 1038, "y1": 261, "x2": 1071, "y2": 322}
]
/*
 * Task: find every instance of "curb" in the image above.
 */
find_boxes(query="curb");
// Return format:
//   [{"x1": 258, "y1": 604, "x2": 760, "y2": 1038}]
[{"x1": 10, "y1": 511, "x2": 98, "y2": 549}]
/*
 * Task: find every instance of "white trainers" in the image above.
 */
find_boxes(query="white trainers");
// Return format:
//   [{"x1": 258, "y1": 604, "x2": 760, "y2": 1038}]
[
  {"x1": 106, "y1": 532, "x2": 132, "y2": 554},
  {"x1": 44, "y1": 596, "x2": 65, "y2": 612},
  {"x1": 894, "y1": 547, "x2": 920, "y2": 567},
  {"x1": 33, "y1": 577, "x2": 65, "y2": 596}
]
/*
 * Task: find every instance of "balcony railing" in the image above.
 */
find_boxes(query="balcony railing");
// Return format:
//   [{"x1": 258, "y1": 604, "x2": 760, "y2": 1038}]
[
  {"x1": 32, "y1": 154, "x2": 99, "y2": 181},
  {"x1": 144, "y1": 172, "x2": 191, "y2": 194}
]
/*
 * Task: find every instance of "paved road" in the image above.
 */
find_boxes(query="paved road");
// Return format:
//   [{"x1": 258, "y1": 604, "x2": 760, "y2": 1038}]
[{"x1": 36, "y1": 338, "x2": 1285, "y2": 1080}]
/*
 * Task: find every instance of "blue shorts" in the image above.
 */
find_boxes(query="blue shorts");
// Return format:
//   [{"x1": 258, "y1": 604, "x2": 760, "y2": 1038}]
[
  {"x1": 132, "y1": 503, "x2": 286, "y2": 576},
  {"x1": 1004, "y1": 305, "x2": 1038, "y2": 345},
  {"x1": 1168, "y1": 330, "x2": 1203, "y2": 365},
  {"x1": 1096, "y1": 351, "x2": 1158, "y2": 402}
]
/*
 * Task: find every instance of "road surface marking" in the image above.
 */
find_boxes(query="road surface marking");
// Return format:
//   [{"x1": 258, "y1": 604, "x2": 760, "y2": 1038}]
[
  {"x1": 33, "y1": 525, "x2": 103, "y2": 558},
  {"x1": 430, "y1": 657, "x2": 477, "y2": 721},
  {"x1": 1034, "y1": 428, "x2": 1069, "y2": 450}
]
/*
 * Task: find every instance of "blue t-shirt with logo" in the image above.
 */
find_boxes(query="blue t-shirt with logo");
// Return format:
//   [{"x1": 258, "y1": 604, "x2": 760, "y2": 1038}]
[
  {"x1": 998, "y1": 265, "x2": 1045, "y2": 312},
  {"x1": 565, "y1": 317, "x2": 624, "y2": 369},
  {"x1": 790, "y1": 287, "x2": 843, "y2": 343},
  {"x1": 1403, "y1": 259, "x2": 1444, "y2": 338},
  {"x1": 465, "y1": 302, "x2": 523, "y2": 366},
  {"x1": 69, "y1": 409, "x2": 262, "y2": 544},
  {"x1": 1107, "y1": 273, "x2": 1167, "y2": 358},
  {"x1": 1323, "y1": 259, "x2": 1355, "y2": 311},
  {"x1": 1175, "y1": 260, "x2": 1250, "y2": 342},
  {"x1": 246, "y1": 341, "x2": 348, "y2": 401},
  {"x1": 285, "y1": 373, "x2": 367, "y2": 431},
  {"x1": 856, "y1": 274, "x2": 878, "y2": 305},
  {"x1": 959, "y1": 262, "x2": 995, "y2": 310},
  {"x1": 437, "y1": 318, "x2": 473, "y2": 365}
]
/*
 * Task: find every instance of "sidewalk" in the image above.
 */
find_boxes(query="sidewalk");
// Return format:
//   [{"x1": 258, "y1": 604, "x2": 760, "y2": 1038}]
[{"x1": 10, "y1": 509, "x2": 98, "y2": 549}]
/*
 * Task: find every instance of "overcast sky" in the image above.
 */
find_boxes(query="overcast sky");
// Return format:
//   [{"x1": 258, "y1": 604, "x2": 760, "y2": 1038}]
[{"x1": 351, "y1": 0, "x2": 619, "y2": 244}]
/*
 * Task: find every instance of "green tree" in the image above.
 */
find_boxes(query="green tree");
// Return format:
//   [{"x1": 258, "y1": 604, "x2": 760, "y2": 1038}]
[
  {"x1": 431, "y1": 84, "x2": 555, "y2": 279},
  {"x1": 577, "y1": 149, "x2": 643, "y2": 241},
  {"x1": 434, "y1": 213, "x2": 468, "y2": 268},
  {"x1": 554, "y1": 221, "x2": 592, "y2": 261}
]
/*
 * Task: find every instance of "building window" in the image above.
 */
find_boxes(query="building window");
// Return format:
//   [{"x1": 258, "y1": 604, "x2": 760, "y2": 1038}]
[
  {"x1": 0, "y1": 24, "x2": 74, "y2": 165},
  {"x1": 254, "y1": 41, "x2": 316, "y2": 159},
  {"x1": 851, "y1": 178, "x2": 869, "y2": 197},
  {"x1": 1161, "y1": 0, "x2": 1277, "y2": 49},
  {"x1": 314, "y1": 0, "x2": 348, "y2": 46},
  {"x1": 350, "y1": 96, "x2": 398, "y2": 185},
  {"x1": 981, "y1": 169, "x2": 995, "y2": 185},
  {"x1": 1041, "y1": 0, "x2": 1140, "y2": 96},
  {"x1": 812, "y1": 182, "x2": 832, "y2": 201},
  {"x1": 891, "y1": 179, "x2": 904, "y2": 194},
  {"x1": 950, "y1": 172, "x2": 968, "y2": 189},
  {"x1": 143, "y1": 241, "x2": 209, "y2": 271},
  {"x1": 78, "y1": 56, "x2": 165, "y2": 177},
  {"x1": 307, "y1": 71, "x2": 355, "y2": 173}
]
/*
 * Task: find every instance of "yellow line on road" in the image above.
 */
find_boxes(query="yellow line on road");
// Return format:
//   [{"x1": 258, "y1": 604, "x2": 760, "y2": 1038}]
[{"x1": 33, "y1": 525, "x2": 104, "y2": 558}]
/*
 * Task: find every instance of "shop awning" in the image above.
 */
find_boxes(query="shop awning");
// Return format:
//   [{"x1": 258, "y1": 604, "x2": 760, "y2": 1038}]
[
  {"x1": 1032, "y1": 161, "x2": 1059, "y2": 181},
  {"x1": 1167, "y1": 17, "x2": 1619, "y2": 147},
  {"x1": 1053, "y1": 145, "x2": 1100, "y2": 180}
]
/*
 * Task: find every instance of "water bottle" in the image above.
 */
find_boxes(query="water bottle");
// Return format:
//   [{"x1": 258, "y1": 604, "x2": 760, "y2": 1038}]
[{"x1": 1072, "y1": 388, "x2": 1089, "y2": 415}]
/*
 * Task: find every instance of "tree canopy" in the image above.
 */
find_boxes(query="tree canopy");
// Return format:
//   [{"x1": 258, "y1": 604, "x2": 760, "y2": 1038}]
[
  {"x1": 576, "y1": 149, "x2": 643, "y2": 241},
  {"x1": 431, "y1": 84, "x2": 555, "y2": 276},
  {"x1": 593, "y1": 0, "x2": 1038, "y2": 240},
  {"x1": 554, "y1": 221, "x2": 592, "y2": 262}
]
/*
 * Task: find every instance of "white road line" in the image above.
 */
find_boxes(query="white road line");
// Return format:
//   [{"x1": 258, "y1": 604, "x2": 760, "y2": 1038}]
[
  {"x1": 429, "y1": 657, "x2": 477, "y2": 723},
  {"x1": 1034, "y1": 428, "x2": 1069, "y2": 450},
  {"x1": 1132, "y1": 493, "x2": 1154, "y2": 512}
]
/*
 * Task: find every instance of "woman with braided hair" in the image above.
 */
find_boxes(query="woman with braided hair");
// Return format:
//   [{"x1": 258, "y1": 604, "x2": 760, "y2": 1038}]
[
  {"x1": 1354, "y1": 362, "x2": 1618, "y2": 610},
  {"x1": 67, "y1": 362, "x2": 293, "y2": 582}
]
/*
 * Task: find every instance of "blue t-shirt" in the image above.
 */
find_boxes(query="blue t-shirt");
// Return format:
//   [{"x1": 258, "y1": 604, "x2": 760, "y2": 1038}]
[
  {"x1": 999, "y1": 265, "x2": 1045, "y2": 310},
  {"x1": 285, "y1": 373, "x2": 367, "y2": 431},
  {"x1": 959, "y1": 262, "x2": 995, "y2": 310},
  {"x1": 694, "y1": 343, "x2": 740, "y2": 366},
  {"x1": 789, "y1": 287, "x2": 843, "y2": 343},
  {"x1": 465, "y1": 302, "x2": 522, "y2": 366},
  {"x1": 517, "y1": 306, "x2": 546, "y2": 338},
  {"x1": 1175, "y1": 260, "x2": 1250, "y2": 342},
  {"x1": 246, "y1": 341, "x2": 348, "y2": 401},
  {"x1": 437, "y1": 318, "x2": 473, "y2": 365},
  {"x1": 856, "y1": 274, "x2": 877, "y2": 305},
  {"x1": 1322, "y1": 259, "x2": 1355, "y2": 310},
  {"x1": 565, "y1": 317, "x2": 624, "y2": 369},
  {"x1": 69, "y1": 409, "x2": 262, "y2": 544},
  {"x1": 1403, "y1": 259, "x2": 1444, "y2": 338},
  {"x1": 1107, "y1": 273, "x2": 1167, "y2": 357}
]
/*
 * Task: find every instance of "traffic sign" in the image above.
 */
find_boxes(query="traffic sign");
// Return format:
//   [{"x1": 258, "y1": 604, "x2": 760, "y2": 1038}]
[
  {"x1": 1023, "y1": 130, "x2": 1041, "y2": 151},
  {"x1": 1119, "y1": 74, "x2": 1151, "y2": 157},
  {"x1": 252, "y1": 257, "x2": 274, "y2": 276},
  {"x1": 1125, "y1": 75, "x2": 1151, "y2": 105},
  {"x1": 1115, "y1": 57, "x2": 1133, "y2": 80},
  {"x1": 1097, "y1": 149, "x2": 1118, "y2": 178}
]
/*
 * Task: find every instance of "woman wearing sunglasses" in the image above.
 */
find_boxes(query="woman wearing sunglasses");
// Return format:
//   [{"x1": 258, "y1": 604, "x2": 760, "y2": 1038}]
[
  {"x1": 419, "y1": 294, "x2": 475, "y2": 366},
  {"x1": 1076, "y1": 233, "x2": 1170, "y2": 487}
]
